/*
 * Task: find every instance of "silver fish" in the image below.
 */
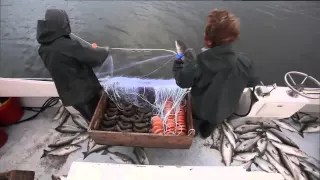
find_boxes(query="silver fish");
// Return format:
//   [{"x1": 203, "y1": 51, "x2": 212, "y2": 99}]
[
  {"x1": 224, "y1": 119, "x2": 238, "y2": 139},
  {"x1": 271, "y1": 141, "x2": 308, "y2": 158},
  {"x1": 216, "y1": 134, "x2": 223, "y2": 152},
  {"x1": 224, "y1": 119, "x2": 234, "y2": 131},
  {"x1": 246, "y1": 120, "x2": 280, "y2": 131},
  {"x1": 306, "y1": 173, "x2": 319, "y2": 180},
  {"x1": 266, "y1": 131, "x2": 282, "y2": 143},
  {"x1": 281, "y1": 118, "x2": 303, "y2": 132},
  {"x1": 221, "y1": 135, "x2": 233, "y2": 166},
  {"x1": 87, "y1": 138, "x2": 96, "y2": 152},
  {"x1": 253, "y1": 156, "x2": 278, "y2": 173},
  {"x1": 58, "y1": 110, "x2": 70, "y2": 126},
  {"x1": 299, "y1": 170, "x2": 309, "y2": 180},
  {"x1": 233, "y1": 152, "x2": 258, "y2": 162},
  {"x1": 133, "y1": 147, "x2": 149, "y2": 165},
  {"x1": 71, "y1": 133, "x2": 89, "y2": 145},
  {"x1": 299, "y1": 115, "x2": 318, "y2": 123},
  {"x1": 104, "y1": 150, "x2": 136, "y2": 164},
  {"x1": 211, "y1": 125, "x2": 222, "y2": 150},
  {"x1": 238, "y1": 132, "x2": 259, "y2": 139},
  {"x1": 302, "y1": 122, "x2": 320, "y2": 133},
  {"x1": 300, "y1": 160, "x2": 320, "y2": 178},
  {"x1": 71, "y1": 114, "x2": 89, "y2": 130},
  {"x1": 83, "y1": 144, "x2": 108, "y2": 159},
  {"x1": 55, "y1": 125, "x2": 86, "y2": 134},
  {"x1": 235, "y1": 141, "x2": 241, "y2": 149},
  {"x1": 279, "y1": 151, "x2": 301, "y2": 180},
  {"x1": 256, "y1": 138, "x2": 268, "y2": 155},
  {"x1": 234, "y1": 124, "x2": 261, "y2": 134},
  {"x1": 268, "y1": 128, "x2": 299, "y2": 148},
  {"x1": 287, "y1": 154, "x2": 300, "y2": 165},
  {"x1": 52, "y1": 105, "x2": 66, "y2": 121},
  {"x1": 175, "y1": 40, "x2": 187, "y2": 54},
  {"x1": 41, "y1": 144, "x2": 81, "y2": 158},
  {"x1": 48, "y1": 133, "x2": 80, "y2": 148},
  {"x1": 240, "y1": 160, "x2": 253, "y2": 171},
  {"x1": 51, "y1": 175, "x2": 67, "y2": 180},
  {"x1": 260, "y1": 121, "x2": 281, "y2": 131},
  {"x1": 236, "y1": 136, "x2": 260, "y2": 152},
  {"x1": 266, "y1": 152, "x2": 294, "y2": 180},
  {"x1": 266, "y1": 141, "x2": 281, "y2": 164},
  {"x1": 272, "y1": 119, "x2": 304, "y2": 137},
  {"x1": 221, "y1": 124, "x2": 236, "y2": 149}
]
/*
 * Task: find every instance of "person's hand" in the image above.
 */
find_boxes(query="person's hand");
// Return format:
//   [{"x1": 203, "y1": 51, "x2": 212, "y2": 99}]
[{"x1": 175, "y1": 53, "x2": 184, "y2": 60}]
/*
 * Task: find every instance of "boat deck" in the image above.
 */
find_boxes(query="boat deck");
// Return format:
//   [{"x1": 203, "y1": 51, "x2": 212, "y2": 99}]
[{"x1": 0, "y1": 107, "x2": 319, "y2": 180}]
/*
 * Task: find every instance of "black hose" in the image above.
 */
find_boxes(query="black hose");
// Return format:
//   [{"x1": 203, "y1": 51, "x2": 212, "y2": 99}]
[
  {"x1": 233, "y1": 86, "x2": 256, "y2": 117},
  {"x1": 1, "y1": 97, "x2": 60, "y2": 127}
]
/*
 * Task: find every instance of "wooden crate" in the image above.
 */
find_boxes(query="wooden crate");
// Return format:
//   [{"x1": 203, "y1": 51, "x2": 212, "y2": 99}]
[{"x1": 88, "y1": 92, "x2": 195, "y2": 149}]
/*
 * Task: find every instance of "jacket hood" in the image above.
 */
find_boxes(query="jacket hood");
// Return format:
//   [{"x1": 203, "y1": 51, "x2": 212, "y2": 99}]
[
  {"x1": 198, "y1": 44, "x2": 235, "y2": 72},
  {"x1": 37, "y1": 9, "x2": 71, "y2": 44}
]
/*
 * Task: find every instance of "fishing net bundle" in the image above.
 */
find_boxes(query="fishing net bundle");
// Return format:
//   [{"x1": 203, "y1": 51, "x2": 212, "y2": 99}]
[{"x1": 100, "y1": 76, "x2": 189, "y2": 122}]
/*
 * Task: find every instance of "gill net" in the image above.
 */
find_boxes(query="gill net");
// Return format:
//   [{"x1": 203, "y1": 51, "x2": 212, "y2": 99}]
[{"x1": 69, "y1": 34, "x2": 191, "y2": 122}]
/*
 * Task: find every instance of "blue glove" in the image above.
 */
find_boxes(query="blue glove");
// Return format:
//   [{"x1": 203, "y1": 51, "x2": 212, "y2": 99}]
[{"x1": 175, "y1": 53, "x2": 184, "y2": 60}]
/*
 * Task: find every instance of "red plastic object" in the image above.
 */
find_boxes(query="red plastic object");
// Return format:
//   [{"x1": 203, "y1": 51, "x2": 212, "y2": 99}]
[
  {"x1": 0, "y1": 97, "x2": 24, "y2": 126},
  {"x1": 0, "y1": 128, "x2": 8, "y2": 148}
]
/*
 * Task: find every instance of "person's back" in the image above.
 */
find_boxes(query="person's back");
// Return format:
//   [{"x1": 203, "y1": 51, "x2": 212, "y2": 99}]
[
  {"x1": 173, "y1": 9, "x2": 259, "y2": 138},
  {"x1": 36, "y1": 9, "x2": 109, "y2": 120}
]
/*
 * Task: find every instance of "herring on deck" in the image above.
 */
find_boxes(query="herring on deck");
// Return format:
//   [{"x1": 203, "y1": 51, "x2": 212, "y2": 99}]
[{"x1": 0, "y1": 108, "x2": 319, "y2": 180}]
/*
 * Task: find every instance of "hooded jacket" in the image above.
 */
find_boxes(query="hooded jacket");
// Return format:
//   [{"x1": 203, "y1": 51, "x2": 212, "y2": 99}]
[
  {"x1": 173, "y1": 44, "x2": 259, "y2": 124},
  {"x1": 37, "y1": 9, "x2": 109, "y2": 106}
]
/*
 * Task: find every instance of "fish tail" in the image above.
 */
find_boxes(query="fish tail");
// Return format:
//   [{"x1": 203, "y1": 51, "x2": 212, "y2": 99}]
[
  {"x1": 82, "y1": 152, "x2": 88, "y2": 160},
  {"x1": 101, "y1": 149, "x2": 109, "y2": 155},
  {"x1": 255, "y1": 147, "x2": 264, "y2": 156},
  {"x1": 298, "y1": 131, "x2": 304, "y2": 138},
  {"x1": 275, "y1": 125, "x2": 282, "y2": 131},
  {"x1": 210, "y1": 145, "x2": 219, "y2": 150},
  {"x1": 41, "y1": 149, "x2": 49, "y2": 159}
]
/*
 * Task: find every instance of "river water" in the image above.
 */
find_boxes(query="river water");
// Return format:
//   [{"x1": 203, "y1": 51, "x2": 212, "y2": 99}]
[{"x1": 1, "y1": 0, "x2": 319, "y2": 86}]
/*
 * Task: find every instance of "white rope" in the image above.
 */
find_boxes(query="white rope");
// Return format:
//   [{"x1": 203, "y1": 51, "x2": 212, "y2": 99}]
[{"x1": 70, "y1": 33, "x2": 177, "y2": 54}]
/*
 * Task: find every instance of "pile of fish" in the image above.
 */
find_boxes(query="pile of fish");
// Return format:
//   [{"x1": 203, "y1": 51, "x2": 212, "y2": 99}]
[
  {"x1": 42, "y1": 105, "x2": 90, "y2": 158},
  {"x1": 100, "y1": 99, "x2": 153, "y2": 133},
  {"x1": 206, "y1": 114, "x2": 320, "y2": 180},
  {"x1": 278, "y1": 113, "x2": 320, "y2": 135},
  {"x1": 45, "y1": 105, "x2": 150, "y2": 165}
]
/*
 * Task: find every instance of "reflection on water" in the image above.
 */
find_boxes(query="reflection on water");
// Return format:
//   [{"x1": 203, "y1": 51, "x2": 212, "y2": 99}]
[{"x1": 0, "y1": 0, "x2": 320, "y2": 85}]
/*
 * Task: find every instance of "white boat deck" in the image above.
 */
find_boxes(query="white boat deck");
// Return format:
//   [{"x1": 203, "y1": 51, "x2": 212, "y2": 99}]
[{"x1": 0, "y1": 107, "x2": 319, "y2": 180}]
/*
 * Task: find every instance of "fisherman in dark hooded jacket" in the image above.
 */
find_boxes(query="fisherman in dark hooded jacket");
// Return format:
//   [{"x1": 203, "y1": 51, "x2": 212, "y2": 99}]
[
  {"x1": 173, "y1": 9, "x2": 259, "y2": 138},
  {"x1": 37, "y1": 9, "x2": 109, "y2": 121}
]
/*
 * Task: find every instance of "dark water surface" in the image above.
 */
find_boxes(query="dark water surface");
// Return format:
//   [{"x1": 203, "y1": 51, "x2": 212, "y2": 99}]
[{"x1": 1, "y1": 0, "x2": 320, "y2": 85}]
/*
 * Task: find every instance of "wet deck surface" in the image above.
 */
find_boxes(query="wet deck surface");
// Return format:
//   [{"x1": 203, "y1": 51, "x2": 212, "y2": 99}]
[{"x1": 0, "y1": 107, "x2": 319, "y2": 180}]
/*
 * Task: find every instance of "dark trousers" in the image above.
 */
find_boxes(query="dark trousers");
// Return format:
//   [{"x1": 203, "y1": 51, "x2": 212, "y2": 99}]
[{"x1": 73, "y1": 93, "x2": 101, "y2": 121}]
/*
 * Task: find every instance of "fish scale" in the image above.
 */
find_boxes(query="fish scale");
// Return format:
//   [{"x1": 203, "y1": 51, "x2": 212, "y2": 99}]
[
  {"x1": 221, "y1": 124, "x2": 236, "y2": 149},
  {"x1": 221, "y1": 135, "x2": 233, "y2": 166},
  {"x1": 266, "y1": 152, "x2": 294, "y2": 180},
  {"x1": 266, "y1": 141, "x2": 281, "y2": 164},
  {"x1": 236, "y1": 136, "x2": 260, "y2": 152},
  {"x1": 41, "y1": 144, "x2": 81, "y2": 158},
  {"x1": 271, "y1": 141, "x2": 308, "y2": 158},
  {"x1": 253, "y1": 156, "x2": 278, "y2": 173},
  {"x1": 133, "y1": 147, "x2": 149, "y2": 165},
  {"x1": 279, "y1": 151, "x2": 301, "y2": 180},
  {"x1": 48, "y1": 133, "x2": 80, "y2": 148}
]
